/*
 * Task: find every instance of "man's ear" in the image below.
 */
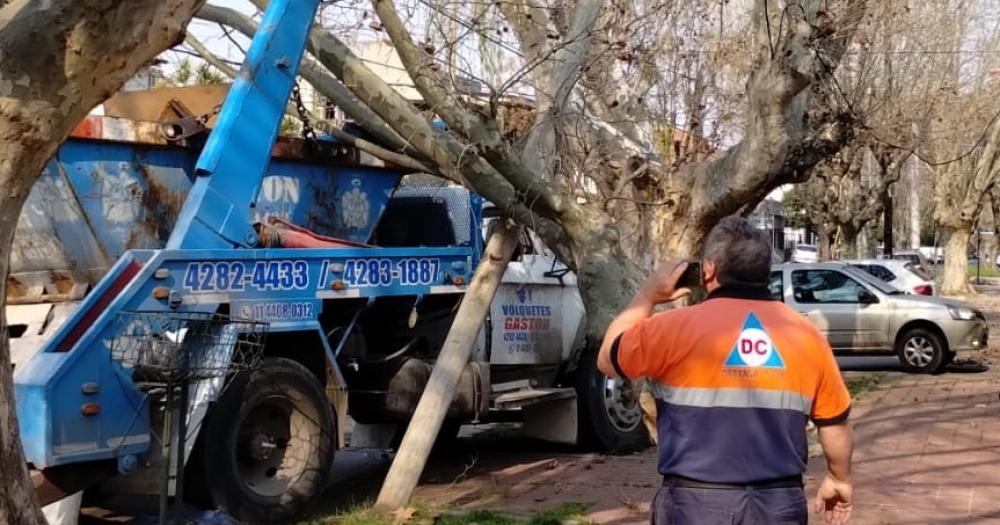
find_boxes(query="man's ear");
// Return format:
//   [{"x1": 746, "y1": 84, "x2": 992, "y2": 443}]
[{"x1": 702, "y1": 260, "x2": 717, "y2": 284}]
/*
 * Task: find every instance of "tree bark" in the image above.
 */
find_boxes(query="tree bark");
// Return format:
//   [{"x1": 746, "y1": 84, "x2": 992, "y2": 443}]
[
  {"x1": 818, "y1": 227, "x2": 835, "y2": 261},
  {"x1": 0, "y1": 1, "x2": 203, "y2": 523},
  {"x1": 909, "y1": 159, "x2": 922, "y2": 249},
  {"x1": 940, "y1": 227, "x2": 973, "y2": 295},
  {"x1": 989, "y1": 193, "x2": 1000, "y2": 271},
  {"x1": 883, "y1": 192, "x2": 894, "y2": 256},
  {"x1": 840, "y1": 226, "x2": 859, "y2": 259}
]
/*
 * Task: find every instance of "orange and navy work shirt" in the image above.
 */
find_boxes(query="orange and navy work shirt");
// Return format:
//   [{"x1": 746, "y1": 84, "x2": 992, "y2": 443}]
[{"x1": 610, "y1": 285, "x2": 851, "y2": 483}]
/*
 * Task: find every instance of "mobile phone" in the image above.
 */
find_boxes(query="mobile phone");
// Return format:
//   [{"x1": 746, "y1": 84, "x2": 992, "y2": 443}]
[{"x1": 676, "y1": 261, "x2": 703, "y2": 289}]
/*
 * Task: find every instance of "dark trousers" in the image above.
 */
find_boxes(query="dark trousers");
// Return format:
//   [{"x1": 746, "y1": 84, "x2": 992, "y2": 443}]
[{"x1": 651, "y1": 485, "x2": 808, "y2": 525}]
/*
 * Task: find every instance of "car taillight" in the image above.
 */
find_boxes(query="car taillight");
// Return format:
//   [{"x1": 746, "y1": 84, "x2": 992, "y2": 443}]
[{"x1": 913, "y1": 284, "x2": 933, "y2": 296}]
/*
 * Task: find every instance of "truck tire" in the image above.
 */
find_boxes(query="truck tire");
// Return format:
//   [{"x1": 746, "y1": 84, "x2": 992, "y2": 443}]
[
  {"x1": 896, "y1": 327, "x2": 947, "y2": 374},
  {"x1": 574, "y1": 347, "x2": 648, "y2": 453},
  {"x1": 201, "y1": 357, "x2": 335, "y2": 522}
]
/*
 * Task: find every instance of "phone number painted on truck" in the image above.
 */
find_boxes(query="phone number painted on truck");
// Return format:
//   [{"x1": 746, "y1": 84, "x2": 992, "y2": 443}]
[
  {"x1": 340, "y1": 258, "x2": 440, "y2": 287},
  {"x1": 183, "y1": 260, "x2": 309, "y2": 292},
  {"x1": 233, "y1": 300, "x2": 316, "y2": 322}
]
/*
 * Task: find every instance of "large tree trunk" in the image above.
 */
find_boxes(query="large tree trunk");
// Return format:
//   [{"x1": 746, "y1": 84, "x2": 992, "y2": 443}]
[
  {"x1": 818, "y1": 228, "x2": 835, "y2": 261},
  {"x1": 0, "y1": 2, "x2": 203, "y2": 523},
  {"x1": 840, "y1": 226, "x2": 859, "y2": 259},
  {"x1": 940, "y1": 227, "x2": 973, "y2": 295},
  {"x1": 986, "y1": 192, "x2": 1000, "y2": 272},
  {"x1": 909, "y1": 160, "x2": 922, "y2": 249},
  {"x1": 883, "y1": 192, "x2": 894, "y2": 256},
  {"x1": 983, "y1": 236, "x2": 998, "y2": 273}
]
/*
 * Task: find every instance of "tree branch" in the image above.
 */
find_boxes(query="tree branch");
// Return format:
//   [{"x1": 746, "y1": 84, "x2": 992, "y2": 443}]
[
  {"x1": 370, "y1": 0, "x2": 565, "y2": 218},
  {"x1": 243, "y1": 0, "x2": 573, "y2": 258},
  {"x1": 685, "y1": 0, "x2": 865, "y2": 226},
  {"x1": 197, "y1": 3, "x2": 414, "y2": 155},
  {"x1": 186, "y1": 34, "x2": 438, "y2": 175}
]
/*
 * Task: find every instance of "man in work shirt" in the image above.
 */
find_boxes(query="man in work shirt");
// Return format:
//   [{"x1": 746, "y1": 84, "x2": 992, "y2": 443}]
[{"x1": 598, "y1": 217, "x2": 854, "y2": 525}]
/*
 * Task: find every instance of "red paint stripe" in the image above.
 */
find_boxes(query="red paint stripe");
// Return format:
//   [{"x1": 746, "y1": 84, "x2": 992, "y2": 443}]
[
  {"x1": 69, "y1": 116, "x2": 102, "y2": 139},
  {"x1": 55, "y1": 261, "x2": 143, "y2": 352}
]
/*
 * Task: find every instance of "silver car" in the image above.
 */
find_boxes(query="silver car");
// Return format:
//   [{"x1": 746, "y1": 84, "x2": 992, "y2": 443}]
[{"x1": 769, "y1": 263, "x2": 989, "y2": 373}]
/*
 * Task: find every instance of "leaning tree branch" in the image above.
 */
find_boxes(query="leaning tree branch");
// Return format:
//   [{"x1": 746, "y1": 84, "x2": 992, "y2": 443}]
[
  {"x1": 243, "y1": 0, "x2": 574, "y2": 259},
  {"x1": 686, "y1": 0, "x2": 866, "y2": 226},
  {"x1": 371, "y1": 0, "x2": 566, "y2": 219},
  {"x1": 197, "y1": 3, "x2": 415, "y2": 155},
  {"x1": 186, "y1": 34, "x2": 438, "y2": 175}
]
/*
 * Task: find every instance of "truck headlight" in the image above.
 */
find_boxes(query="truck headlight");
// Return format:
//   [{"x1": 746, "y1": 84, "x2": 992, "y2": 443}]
[{"x1": 948, "y1": 306, "x2": 978, "y2": 320}]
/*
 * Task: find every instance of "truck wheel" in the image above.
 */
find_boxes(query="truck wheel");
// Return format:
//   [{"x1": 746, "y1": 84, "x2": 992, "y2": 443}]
[
  {"x1": 896, "y1": 328, "x2": 947, "y2": 374},
  {"x1": 574, "y1": 348, "x2": 648, "y2": 453},
  {"x1": 201, "y1": 358, "x2": 334, "y2": 522}
]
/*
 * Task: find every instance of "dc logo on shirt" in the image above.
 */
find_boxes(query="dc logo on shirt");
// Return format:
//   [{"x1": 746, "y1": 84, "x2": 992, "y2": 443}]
[{"x1": 724, "y1": 312, "x2": 785, "y2": 368}]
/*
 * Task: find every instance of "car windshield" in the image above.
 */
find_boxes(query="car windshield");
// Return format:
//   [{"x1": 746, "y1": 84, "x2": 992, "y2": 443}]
[{"x1": 842, "y1": 266, "x2": 903, "y2": 294}]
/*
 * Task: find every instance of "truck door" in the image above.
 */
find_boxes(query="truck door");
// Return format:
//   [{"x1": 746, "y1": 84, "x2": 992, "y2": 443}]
[{"x1": 488, "y1": 227, "x2": 574, "y2": 367}]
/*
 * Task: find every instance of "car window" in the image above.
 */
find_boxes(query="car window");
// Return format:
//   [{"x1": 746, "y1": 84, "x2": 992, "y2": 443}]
[
  {"x1": 849, "y1": 264, "x2": 894, "y2": 282},
  {"x1": 843, "y1": 266, "x2": 901, "y2": 294},
  {"x1": 791, "y1": 269, "x2": 868, "y2": 304},
  {"x1": 904, "y1": 262, "x2": 933, "y2": 280},
  {"x1": 768, "y1": 271, "x2": 784, "y2": 301},
  {"x1": 868, "y1": 264, "x2": 896, "y2": 282}
]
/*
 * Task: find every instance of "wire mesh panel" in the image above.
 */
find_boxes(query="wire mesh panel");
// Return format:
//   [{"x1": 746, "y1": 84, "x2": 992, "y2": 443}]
[{"x1": 110, "y1": 311, "x2": 267, "y2": 384}]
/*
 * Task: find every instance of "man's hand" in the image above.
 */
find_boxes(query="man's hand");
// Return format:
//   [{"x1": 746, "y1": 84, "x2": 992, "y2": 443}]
[
  {"x1": 636, "y1": 259, "x2": 692, "y2": 306},
  {"x1": 814, "y1": 474, "x2": 852, "y2": 525},
  {"x1": 597, "y1": 259, "x2": 693, "y2": 378}
]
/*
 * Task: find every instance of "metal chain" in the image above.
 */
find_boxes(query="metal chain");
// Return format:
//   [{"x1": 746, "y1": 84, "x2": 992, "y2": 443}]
[
  {"x1": 291, "y1": 82, "x2": 319, "y2": 152},
  {"x1": 197, "y1": 104, "x2": 222, "y2": 126}
]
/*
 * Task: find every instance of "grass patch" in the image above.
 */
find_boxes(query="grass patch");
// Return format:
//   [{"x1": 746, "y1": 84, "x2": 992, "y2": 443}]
[
  {"x1": 436, "y1": 510, "x2": 520, "y2": 525},
  {"x1": 528, "y1": 503, "x2": 591, "y2": 525},
  {"x1": 294, "y1": 502, "x2": 393, "y2": 525},
  {"x1": 299, "y1": 502, "x2": 592, "y2": 525},
  {"x1": 968, "y1": 263, "x2": 1000, "y2": 278},
  {"x1": 845, "y1": 372, "x2": 886, "y2": 399}
]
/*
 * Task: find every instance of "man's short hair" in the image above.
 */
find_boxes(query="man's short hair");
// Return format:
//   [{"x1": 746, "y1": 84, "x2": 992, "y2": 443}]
[{"x1": 703, "y1": 216, "x2": 772, "y2": 286}]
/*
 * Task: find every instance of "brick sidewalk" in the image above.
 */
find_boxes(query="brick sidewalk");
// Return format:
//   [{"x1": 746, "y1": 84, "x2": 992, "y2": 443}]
[
  {"x1": 805, "y1": 369, "x2": 1000, "y2": 524},
  {"x1": 413, "y1": 363, "x2": 1000, "y2": 524}
]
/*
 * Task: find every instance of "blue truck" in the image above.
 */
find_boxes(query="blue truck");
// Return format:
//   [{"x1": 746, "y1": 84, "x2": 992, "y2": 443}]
[{"x1": 9, "y1": 1, "x2": 646, "y2": 522}]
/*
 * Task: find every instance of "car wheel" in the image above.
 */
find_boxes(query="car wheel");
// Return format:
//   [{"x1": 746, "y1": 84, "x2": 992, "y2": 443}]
[
  {"x1": 200, "y1": 358, "x2": 335, "y2": 522},
  {"x1": 896, "y1": 328, "x2": 947, "y2": 374},
  {"x1": 574, "y1": 347, "x2": 648, "y2": 453}
]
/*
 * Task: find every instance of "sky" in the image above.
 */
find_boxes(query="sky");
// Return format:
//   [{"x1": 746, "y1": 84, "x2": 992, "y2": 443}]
[{"x1": 162, "y1": 0, "x2": 257, "y2": 76}]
